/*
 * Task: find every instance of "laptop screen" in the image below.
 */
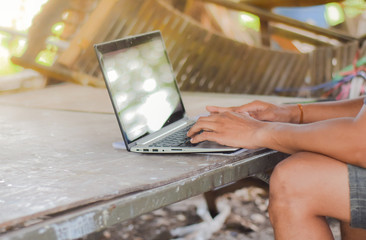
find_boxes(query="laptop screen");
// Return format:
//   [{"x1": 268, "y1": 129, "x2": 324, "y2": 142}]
[{"x1": 95, "y1": 31, "x2": 185, "y2": 145}]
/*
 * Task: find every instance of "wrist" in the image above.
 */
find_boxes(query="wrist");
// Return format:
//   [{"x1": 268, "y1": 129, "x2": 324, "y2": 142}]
[
  {"x1": 255, "y1": 121, "x2": 273, "y2": 148},
  {"x1": 257, "y1": 121, "x2": 288, "y2": 151},
  {"x1": 287, "y1": 104, "x2": 303, "y2": 124}
]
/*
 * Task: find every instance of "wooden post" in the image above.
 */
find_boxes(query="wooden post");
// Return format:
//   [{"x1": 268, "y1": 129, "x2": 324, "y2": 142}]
[{"x1": 57, "y1": 0, "x2": 119, "y2": 68}]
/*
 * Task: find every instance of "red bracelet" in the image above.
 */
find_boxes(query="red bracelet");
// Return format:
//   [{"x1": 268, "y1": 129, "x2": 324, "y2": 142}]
[{"x1": 297, "y1": 104, "x2": 304, "y2": 124}]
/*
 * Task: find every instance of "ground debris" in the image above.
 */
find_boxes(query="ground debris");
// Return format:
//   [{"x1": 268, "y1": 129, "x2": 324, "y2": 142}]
[
  {"x1": 170, "y1": 198, "x2": 231, "y2": 239},
  {"x1": 85, "y1": 186, "x2": 341, "y2": 240}
]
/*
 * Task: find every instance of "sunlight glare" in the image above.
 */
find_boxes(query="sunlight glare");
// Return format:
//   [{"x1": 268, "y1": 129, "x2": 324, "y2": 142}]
[
  {"x1": 142, "y1": 78, "x2": 157, "y2": 92},
  {"x1": 0, "y1": 0, "x2": 48, "y2": 31},
  {"x1": 138, "y1": 90, "x2": 173, "y2": 131}
]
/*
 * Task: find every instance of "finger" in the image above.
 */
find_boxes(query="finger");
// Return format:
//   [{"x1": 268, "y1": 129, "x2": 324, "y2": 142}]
[
  {"x1": 207, "y1": 103, "x2": 264, "y2": 114},
  {"x1": 238, "y1": 101, "x2": 266, "y2": 112},
  {"x1": 187, "y1": 120, "x2": 219, "y2": 137},
  {"x1": 249, "y1": 110, "x2": 274, "y2": 121},
  {"x1": 228, "y1": 111, "x2": 252, "y2": 120},
  {"x1": 206, "y1": 106, "x2": 228, "y2": 113},
  {"x1": 190, "y1": 131, "x2": 220, "y2": 144},
  {"x1": 206, "y1": 105, "x2": 241, "y2": 114}
]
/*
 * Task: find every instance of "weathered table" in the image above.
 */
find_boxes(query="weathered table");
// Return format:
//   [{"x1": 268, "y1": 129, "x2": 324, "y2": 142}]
[{"x1": 0, "y1": 84, "x2": 301, "y2": 240}]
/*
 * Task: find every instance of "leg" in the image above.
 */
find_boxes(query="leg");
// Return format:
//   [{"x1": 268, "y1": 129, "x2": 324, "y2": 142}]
[
  {"x1": 341, "y1": 221, "x2": 366, "y2": 240},
  {"x1": 268, "y1": 152, "x2": 351, "y2": 240},
  {"x1": 204, "y1": 177, "x2": 269, "y2": 217}
]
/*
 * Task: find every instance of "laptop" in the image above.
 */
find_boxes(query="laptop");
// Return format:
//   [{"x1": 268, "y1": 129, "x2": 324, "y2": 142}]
[{"x1": 94, "y1": 30, "x2": 239, "y2": 153}]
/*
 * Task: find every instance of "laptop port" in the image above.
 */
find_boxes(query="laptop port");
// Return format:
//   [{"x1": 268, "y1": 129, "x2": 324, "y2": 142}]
[
  {"x1": 153, "y1": 149, "x2": 158, "y2": 152},
  {"x1": 143, "y1": 149, "x2": 149, "y2": 152}
]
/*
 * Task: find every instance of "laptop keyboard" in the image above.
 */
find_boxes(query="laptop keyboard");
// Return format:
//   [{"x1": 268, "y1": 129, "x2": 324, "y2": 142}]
[{"x1": 149, "y1": 123, "x2": 195, "y2": 147}]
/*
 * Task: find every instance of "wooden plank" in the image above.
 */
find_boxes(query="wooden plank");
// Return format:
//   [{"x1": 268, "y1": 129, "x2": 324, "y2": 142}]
[
  {"x1": 214, "y1": 41, "x2": 244, "y2": 92},
  {"x1": 290, "y1": 55, "x2": 310, "y2": 95},
  {"x1": 360, "y1": 41, "x2": 366, "y2": 58},
  {"x1": 190, "y1": 34, "x2": 224, "y2": 91},
  {"x1": 57, "y1": 0, "x2": 119, "y2": 67},
  {"x1": 253, "y1": 51, "x2": 282, "y2": 94},
  {"x1": 315, "y1": 47, "x2": 325, "y2": 85},
  {"x1": 3, "y1": 149, "x2": 288, "y2": 240},
  {"x1": 0, "y1": 83, "x2": 112, "y2": 113},
  {"x1": 11, "y1": 56, "x2": 104, "y2": 87},
  {"x1": 229, "y1": 45, "x2": 255, "y2": 93},
  {"x1": 225, "y1": 42, "x2": 249, "y2": 93},
  {"x1": 283, "y1": 54, "x2": 308, "y2": 92},
  {"x1": 264, "y1": 53, "x2": 292, "y2": 95},
  {"x1": 75, "y1": 1, "x2": 129, "y2": 74},
  {"x1": 238, "y1": 0, "x2": 342, "y2": 8},
  {"x1": 2, "y1": 105, "x2": 243, "y2": 229},
  {"x1": 235, "y1": 47, "x2": 265, "y2": 93},
  {"x1": 200, "y1": 0, "x2": 356, "y2": 42},
  {"x1": 22, "y1": 0, "x2": 70, "y2": 60},
  {"x1": 324, "y1": 46, "x2": 333, "y2": 82},
  {"x1": 0, "y1": 84, "x2": 307, "y2": 231},
  {"x1": 270, "y1": 24, "x2": 335, "y2": 46}
]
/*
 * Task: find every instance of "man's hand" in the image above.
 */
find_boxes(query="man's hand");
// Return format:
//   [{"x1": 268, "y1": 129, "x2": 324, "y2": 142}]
[
  {"x1": 187, "y1": 111, "x2": 267, "y2": 149},
  {"x1": 206, "y1": 100, "x2": 300, "y2": 123}
]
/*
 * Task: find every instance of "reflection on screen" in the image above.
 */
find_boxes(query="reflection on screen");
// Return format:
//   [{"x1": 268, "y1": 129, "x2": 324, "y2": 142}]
[{"x1": 102, "y1": 36, "x2": 183, "y2": 143}]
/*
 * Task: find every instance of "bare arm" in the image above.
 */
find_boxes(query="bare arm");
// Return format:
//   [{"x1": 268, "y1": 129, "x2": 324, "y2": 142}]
[
  {"x1": 298, "y1": 98, "x2": 364, "y2": 123},
  {"x1": 207, "y1": 97, "x2": 365, "y2": 123},
  {"x1": 259, "y1": 105, "x2": 366, "y2": 167},
  {"x1": 188, "y1": 99, "x2": 366, "y2": 168}
]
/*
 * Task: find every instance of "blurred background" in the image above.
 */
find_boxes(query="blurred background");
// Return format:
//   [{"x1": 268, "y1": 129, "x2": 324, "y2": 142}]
[
  {"x1": 0, "y1": 0, "x2": 365, "y2": 98},
  {"x1": 0, "y1": 2, "x2": 364, "y2": 239},
  {"x1": 0, "y1": 0, "x2": 48, "y2": 91}
]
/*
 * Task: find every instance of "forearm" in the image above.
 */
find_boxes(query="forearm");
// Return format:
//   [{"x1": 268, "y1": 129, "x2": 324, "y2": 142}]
[
  {"x1": 260, "y1": 116, "x2": 366, "y2": 167},
  {"x1": 294, "y1": 97, "x2": 364, "y2": 123}
]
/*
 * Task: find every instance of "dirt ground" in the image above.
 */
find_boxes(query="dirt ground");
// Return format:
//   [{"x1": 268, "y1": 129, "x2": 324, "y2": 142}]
[{"x1": 85, "y1": 186, "x2": 341, "y2": 240}]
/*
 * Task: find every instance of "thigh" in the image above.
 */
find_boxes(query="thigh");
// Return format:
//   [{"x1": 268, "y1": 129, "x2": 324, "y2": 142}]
[{"x1": 270, "y1": 152, "x2": 350, "y2": 222}]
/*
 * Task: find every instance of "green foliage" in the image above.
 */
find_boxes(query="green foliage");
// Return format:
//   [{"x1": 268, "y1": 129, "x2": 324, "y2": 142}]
[
  {"x1": 0, "y1": 32, "x2": 23, "y2": 76},
  {"x1": 238, "y1": 12, "x2": 260, "y2": 32}
]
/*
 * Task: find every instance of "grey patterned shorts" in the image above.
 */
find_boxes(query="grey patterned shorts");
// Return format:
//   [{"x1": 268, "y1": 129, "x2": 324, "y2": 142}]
[{"x1": 348, "y1": 164, "x2": 366, "y2": 229}]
